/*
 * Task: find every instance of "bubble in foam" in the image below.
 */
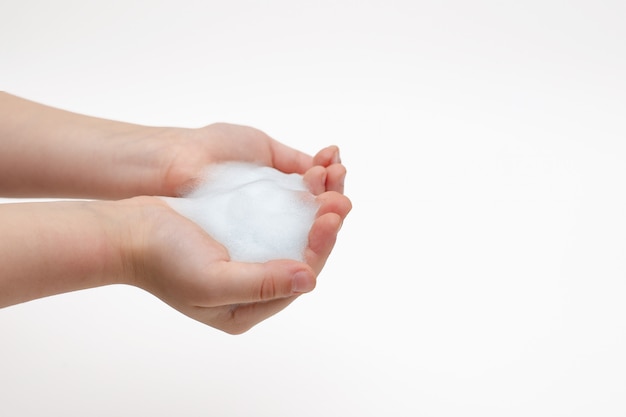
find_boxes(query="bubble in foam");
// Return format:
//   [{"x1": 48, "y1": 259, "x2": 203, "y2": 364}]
[{"x1": 162, "y1": 162, "x2": 319, "y2": 263}]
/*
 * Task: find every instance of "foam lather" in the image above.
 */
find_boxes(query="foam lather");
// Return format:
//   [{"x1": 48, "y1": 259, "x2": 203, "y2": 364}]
[{"x1": 162, "y1": 162, "x2": 319, "y2": 263}]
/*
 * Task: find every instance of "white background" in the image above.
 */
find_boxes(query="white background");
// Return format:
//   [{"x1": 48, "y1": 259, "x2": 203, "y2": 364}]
[{"x1": 2, "y1": 1, "x2": 626, "y2": 416}]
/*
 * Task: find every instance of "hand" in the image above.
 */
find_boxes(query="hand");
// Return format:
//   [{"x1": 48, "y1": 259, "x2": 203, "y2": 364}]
[
  {"x1": 0, "y1": 188, "x2": 350, "y2": 334},
  {"x1": 160, "y1": 123, "x2": 347, "y2": 197},
  {"x1": 121, "y1": 190, "x2": 351, "y2": 334}
]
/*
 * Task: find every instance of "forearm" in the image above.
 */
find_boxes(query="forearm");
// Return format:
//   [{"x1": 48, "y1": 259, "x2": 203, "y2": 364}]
[
  {"x1": 0, "y1": 200, "x2": 127, "y2": 308},
  {"x1": 0, "y1": 92, "x2": 182, "y2": 198}
]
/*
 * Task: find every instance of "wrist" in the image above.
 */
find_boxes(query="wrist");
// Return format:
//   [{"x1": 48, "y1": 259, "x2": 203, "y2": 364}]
[
  {"x1": 155, "y1": 127, "x2": 210, "y2": 197},
  {"x1": 92, "y1": 125, "x2": 194, "y2": 199},
  {"x1": 109, "y1": 125, "x2": 203, "y2": 198},
  {"x1": 102, "y1": 196, "x2": 176, "y2": 289},
  {"x1": 0, "y1": 200, "x2": 130, "y2": 307}
]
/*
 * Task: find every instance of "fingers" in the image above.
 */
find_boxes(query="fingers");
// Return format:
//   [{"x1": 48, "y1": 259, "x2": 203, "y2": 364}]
[
  {"x1": 325, "y1": 163, "x2": 346, "y2": 194},
  {"x1": 305, "y1": 212, "x2": 342, "y2": 274},
  {"x1": 309, "y1": 146, "x2": 346, "y2": 194},
  {"x1": 268, "y1": 143, "x2": 345, "y2": 195},
  {"x1": 269, "y1": 139, "x2": 315, "y2": 175},
  {"x1": 303, "y1": 164, "x2": 347, "y2": 195},
  {"x1": 313, "y1": 145, "x2": 341, "y2": 167},
  {"x1": 303, "y1": 165, "x2": 327, "y2": 195},
  {"x1": 304, "y1": 190, "x2": 352, "y2": 273},
  {"x1": 316, "y1": 190, "x2": 353, "y2": 220}
]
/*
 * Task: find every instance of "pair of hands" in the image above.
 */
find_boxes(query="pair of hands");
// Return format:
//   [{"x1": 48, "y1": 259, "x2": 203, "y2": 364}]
[
  {"x1": 0, "y1": 92, "x2": 350, "y2": 333},
  {"x1": 133, "y1": 123, "x2": 351, "y2": 333}
]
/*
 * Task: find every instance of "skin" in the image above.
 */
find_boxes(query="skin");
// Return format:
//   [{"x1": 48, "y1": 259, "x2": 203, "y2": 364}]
[{"x1": 0, "y1": 92, "x2": 351, "y2": 334}]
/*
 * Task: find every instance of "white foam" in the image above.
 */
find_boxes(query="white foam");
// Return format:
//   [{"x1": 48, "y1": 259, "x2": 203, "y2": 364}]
[{"x1": 161, "y1": 162, "x2": 319, "y2": 263}]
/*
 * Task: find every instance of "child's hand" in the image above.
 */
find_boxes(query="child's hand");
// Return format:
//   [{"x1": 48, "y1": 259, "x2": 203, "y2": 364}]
[
  {"x1": 120, "y1": 190, "x2": 351, "y2": 334},
  {"x1": 160, "y1": 123, "x2": 346, "y2": 197}
]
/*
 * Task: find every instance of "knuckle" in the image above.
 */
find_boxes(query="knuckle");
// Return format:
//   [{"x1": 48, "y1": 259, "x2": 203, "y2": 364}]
[{"x1": 258, "y1": 276, "x2": 278, "y2": 301}]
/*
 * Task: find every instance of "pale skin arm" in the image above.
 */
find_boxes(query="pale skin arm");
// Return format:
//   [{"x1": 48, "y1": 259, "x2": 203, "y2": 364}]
[
  {"x1": 0, "y1": 194, "x2": 350, "y2": 334},
  {"x1": 0, "y1": 92, "x2": 174, "y2": 198},
  {"x1": 0, "y1": 92, "x2": 346, "y2": 199},
  {"x1": 0, "y1": 92, "x2": 351, "y2": 333}
]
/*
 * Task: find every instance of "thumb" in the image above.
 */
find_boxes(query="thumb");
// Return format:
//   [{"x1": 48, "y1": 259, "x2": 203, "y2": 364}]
[{"x1": 206, "y1": 260, "x2": 317, "y2": 306}]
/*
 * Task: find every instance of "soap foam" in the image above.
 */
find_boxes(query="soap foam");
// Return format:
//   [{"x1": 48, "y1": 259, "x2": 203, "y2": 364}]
[{"x1": 162, "y1": 162, "x2": 319, "y2": 263}]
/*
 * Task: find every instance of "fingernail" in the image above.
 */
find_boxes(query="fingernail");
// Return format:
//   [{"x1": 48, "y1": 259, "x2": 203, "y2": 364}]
[
  {"x1": 332, "y1": 148, "x2": 341, "y2": 164},
  {"x1": 292, "y1": 271, "x2": 315, "y2": 293}
]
